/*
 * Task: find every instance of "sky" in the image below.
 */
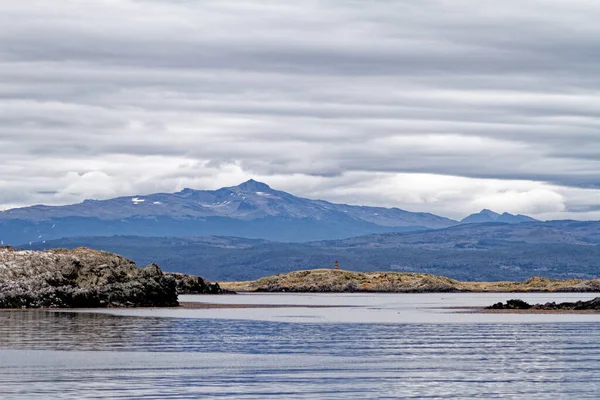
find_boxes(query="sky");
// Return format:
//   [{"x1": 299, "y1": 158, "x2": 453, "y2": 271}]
[{"x1": 2, "y1": 0, "x2": 600, "y2": 220}]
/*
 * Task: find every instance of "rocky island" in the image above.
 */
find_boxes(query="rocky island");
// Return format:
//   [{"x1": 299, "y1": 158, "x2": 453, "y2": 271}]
[
  {"x1": 0, "y1": 247, "x2": 223, "y2": 308},
  {"x1": 221, "y1": 269, "x2": 600, "y2": 293}
]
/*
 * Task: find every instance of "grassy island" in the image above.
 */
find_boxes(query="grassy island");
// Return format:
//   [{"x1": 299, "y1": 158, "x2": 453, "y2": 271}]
[{"x1": 220, "y1": 269, "x2": 600, "y2": 293}]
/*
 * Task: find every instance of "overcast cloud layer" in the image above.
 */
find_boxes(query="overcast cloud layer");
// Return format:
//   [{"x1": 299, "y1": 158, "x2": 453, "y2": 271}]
[{"x1": 2, "y1": 0, "x2": 600, "y2": 220}]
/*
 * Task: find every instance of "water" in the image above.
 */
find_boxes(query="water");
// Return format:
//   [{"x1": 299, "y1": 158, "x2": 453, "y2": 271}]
[{"x1": 1, "y1": 293, "x2": 600, "y2": 399}]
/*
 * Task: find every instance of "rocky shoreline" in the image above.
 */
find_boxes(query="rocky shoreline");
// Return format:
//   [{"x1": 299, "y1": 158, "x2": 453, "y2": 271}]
[{"x1": 0, "y1": 247, "x2": 226, "y2": 308}]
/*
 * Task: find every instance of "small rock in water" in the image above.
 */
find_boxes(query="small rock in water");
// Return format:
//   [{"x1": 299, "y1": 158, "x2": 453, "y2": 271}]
[
  {"x1": 488, "y1": 299, "x2": 532, "y2": 310},
  {"x1": 487, "y1": 297, "x2": 600, "y2": 311}
]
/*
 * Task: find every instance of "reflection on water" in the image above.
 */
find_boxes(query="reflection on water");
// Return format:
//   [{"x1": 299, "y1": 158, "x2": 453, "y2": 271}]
[{"x1": 1, "y1": 309, "x2": 600, "y2": 399}]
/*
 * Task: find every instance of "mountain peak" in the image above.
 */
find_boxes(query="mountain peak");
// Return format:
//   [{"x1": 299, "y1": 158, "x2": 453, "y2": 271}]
[
  {"x1": 480, "y1": 209, "x2": 500, "y2": 217},
  {"x1": 178, "y1": 187, "x2": 199, "y2": 196},
  {"x1": 461, "y1": 209, "x2": 537, "y2": 224},
  {"x1": 234, "y1": 179, "x2": 272, "y2": 192}
]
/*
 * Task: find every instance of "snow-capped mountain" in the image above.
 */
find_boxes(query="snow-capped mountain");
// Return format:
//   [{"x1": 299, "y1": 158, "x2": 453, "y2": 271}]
[{"x1": 0, "y1": 180, "x2": 457, "y2": 245}]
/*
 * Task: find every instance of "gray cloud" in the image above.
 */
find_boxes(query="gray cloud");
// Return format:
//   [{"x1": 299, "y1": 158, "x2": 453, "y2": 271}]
[{"x1": 2, "y1": 0, "x2": 600, "y2": 219}]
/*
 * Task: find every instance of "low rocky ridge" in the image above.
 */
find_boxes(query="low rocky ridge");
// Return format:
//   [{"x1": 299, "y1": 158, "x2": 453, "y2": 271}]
[
  {"x1": 0, "y1": 247, "x2": 181, "y2": 308},
  {"x1": 465, "y1": 276, "x2": 600, "y2": 292},
  {"x1": 488, "y1": 297, "x2": 600, "y2": 311},
  {"x1": 166, "y1": 272, "x2": 232, "y2": 295},
  {"x1": 221, "y1": 269, "x2": 600, "y2": 293}
]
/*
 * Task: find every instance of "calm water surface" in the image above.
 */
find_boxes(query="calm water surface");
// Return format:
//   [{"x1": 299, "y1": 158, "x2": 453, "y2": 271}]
[{"x1": 1, "y1": 293, "x2": 600, "y2": 399}]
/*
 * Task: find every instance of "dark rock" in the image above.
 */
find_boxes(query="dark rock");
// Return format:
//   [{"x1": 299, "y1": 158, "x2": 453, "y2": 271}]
[
  {"x1": 0, "y1": 248, "x2": 178, "y2": 308},
  {"x1": 487, "y1": 297, "x2": 600, "y2": 311},
  {"x1": 534, "y1": 297, "x2": 600, "y2": 311},
  {"x1": 487, "y1": 299, "x2": 532, "y2": 309},
  {"x1": 166, "y1": 272, "x2": 234, "y2": 295}
]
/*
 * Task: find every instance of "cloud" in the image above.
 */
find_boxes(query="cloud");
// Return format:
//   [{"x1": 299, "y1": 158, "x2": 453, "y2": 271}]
[{"x1": 1, "y1": 0, "x2": 600, "y2": 219}]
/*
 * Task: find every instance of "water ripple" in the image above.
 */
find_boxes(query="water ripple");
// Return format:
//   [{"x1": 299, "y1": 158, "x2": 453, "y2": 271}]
[{"x1": 0, "y1": 310, "x2": 599, "y2": 398}]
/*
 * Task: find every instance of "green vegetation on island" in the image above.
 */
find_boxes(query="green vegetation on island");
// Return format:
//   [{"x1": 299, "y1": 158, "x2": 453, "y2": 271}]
[{"x1": 221, "y1": 269, "x2": 600, "y2": 293}]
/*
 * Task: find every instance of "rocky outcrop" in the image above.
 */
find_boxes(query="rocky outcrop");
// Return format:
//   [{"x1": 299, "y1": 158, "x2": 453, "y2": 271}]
[
  {"x1": 166, "y1": 272, "x2": 232, "y2": 295},
  {"x1": 488, "y1": 297, "x2": 600, "y2": 311},
  {"x1": 0, "y1": 247, "x2": 178, "y2": 308}
]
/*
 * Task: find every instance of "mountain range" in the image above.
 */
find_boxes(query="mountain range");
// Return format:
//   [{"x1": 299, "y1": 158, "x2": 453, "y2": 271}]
[
  {"x1": 1, "y1": 180, "x2": 543, "y2": 246},
  {"x1": 0, "y1": 179, "x2": 478, "y2": 245}
]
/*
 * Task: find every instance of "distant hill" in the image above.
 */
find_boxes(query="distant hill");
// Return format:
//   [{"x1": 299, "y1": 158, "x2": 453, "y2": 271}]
[
  {"x1": 26, "y1": 220, "x2": 600, "y2": 282},
  {"x1": 461, "y1": 209, "x2": 538, "y2": 224},
  {"x1": 0, "y1": 180, "x2": 456, "y2": 245}
]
